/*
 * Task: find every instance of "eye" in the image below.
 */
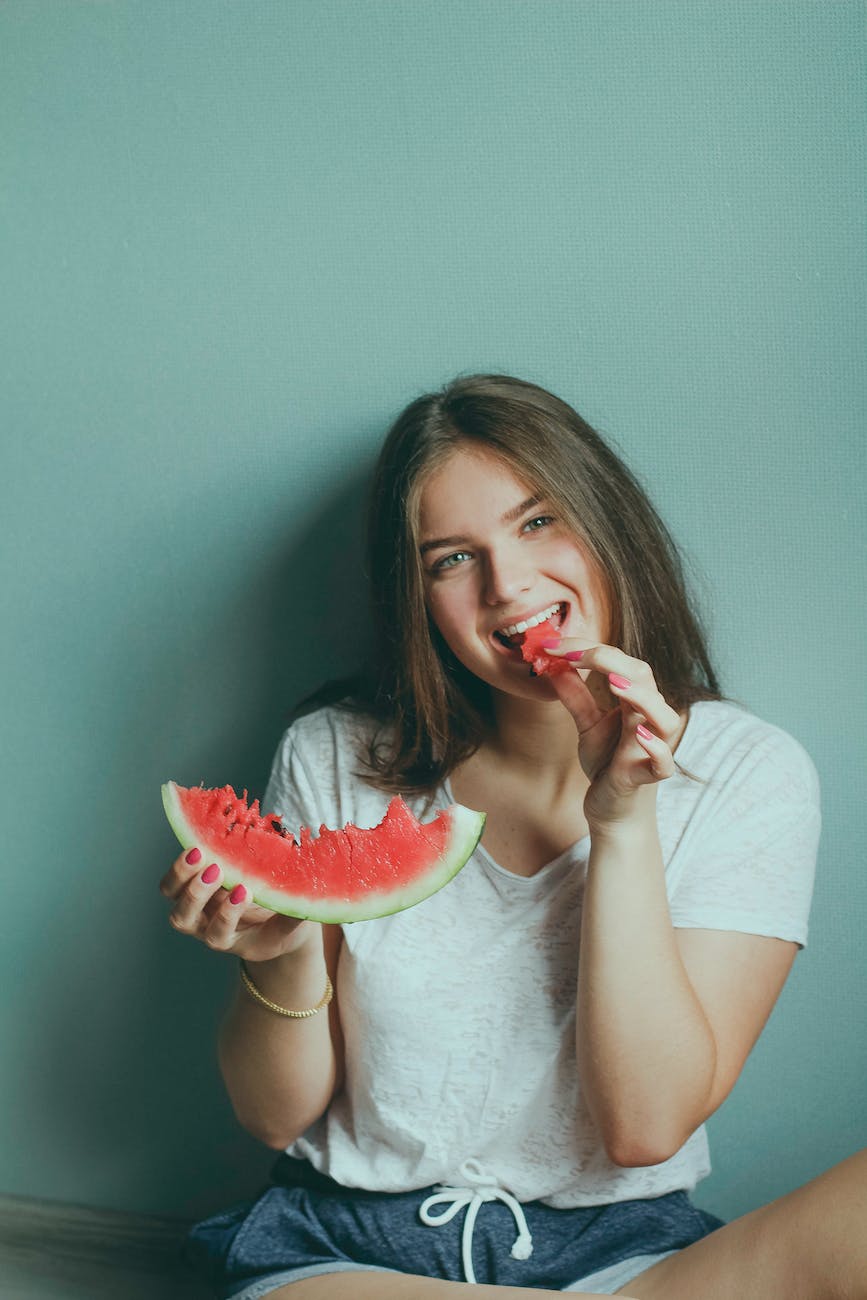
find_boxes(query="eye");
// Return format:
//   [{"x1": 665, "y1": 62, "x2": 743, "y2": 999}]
[
  {"x1": 522, "y1": 514, "x2": 554, "y2": 533},
  {"x1": 431, "y1": 550, "x2": 472, "y2": 571}
]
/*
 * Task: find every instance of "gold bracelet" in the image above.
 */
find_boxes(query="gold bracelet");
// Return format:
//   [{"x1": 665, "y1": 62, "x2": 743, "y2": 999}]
[{"x1": 239, "y1": 960, "x2": 333, "y2": 1019}]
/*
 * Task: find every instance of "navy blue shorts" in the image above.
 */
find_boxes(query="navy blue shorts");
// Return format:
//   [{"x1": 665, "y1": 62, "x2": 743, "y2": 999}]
[{"x1": 187, "y1": 1156, "x2": 723, "y2": 1297}]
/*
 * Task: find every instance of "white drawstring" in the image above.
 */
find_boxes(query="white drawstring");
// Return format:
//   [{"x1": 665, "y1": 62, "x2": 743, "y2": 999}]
[{"x1": 418, "y1": 1158, "x2": 533, "y2": 1285}]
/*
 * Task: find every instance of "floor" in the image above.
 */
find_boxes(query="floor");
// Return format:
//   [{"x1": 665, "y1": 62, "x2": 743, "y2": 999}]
[
  {"x1": 0, "y1": 1256, "x2": 210, "y2": 1299},
  {"x1": 0, "y1": 1194, "x2": 212, "y2": 1299}
]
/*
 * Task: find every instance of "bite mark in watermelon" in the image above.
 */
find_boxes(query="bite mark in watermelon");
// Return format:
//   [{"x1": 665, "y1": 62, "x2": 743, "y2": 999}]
[
  {"x1": 520, "y1": 618, "x2": 573, "y2": 677},
  {"x1": 161, "y1": 782, "x2": 485, "y2": 923}
]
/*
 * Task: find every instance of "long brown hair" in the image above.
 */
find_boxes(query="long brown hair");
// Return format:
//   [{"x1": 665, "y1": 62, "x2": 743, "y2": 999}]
[{"x1": 326, "y1": 374, "x2": 720, "y2": 794}]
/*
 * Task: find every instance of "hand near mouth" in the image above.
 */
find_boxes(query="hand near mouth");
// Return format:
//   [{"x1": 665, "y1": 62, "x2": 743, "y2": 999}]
[{"x1": 540, "y1": 639, "x2": 684, "y2": 830}]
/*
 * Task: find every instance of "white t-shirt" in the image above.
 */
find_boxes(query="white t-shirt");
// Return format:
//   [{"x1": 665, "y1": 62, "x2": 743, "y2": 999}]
[{"x1": 262, "y1": 699, "x2": 820, "y2": 1207}]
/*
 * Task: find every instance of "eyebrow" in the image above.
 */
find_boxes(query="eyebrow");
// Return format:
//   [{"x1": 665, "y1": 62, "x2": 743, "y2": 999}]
[{"x1": 419, "y1": 495, "x2": 542, "y2": 555}]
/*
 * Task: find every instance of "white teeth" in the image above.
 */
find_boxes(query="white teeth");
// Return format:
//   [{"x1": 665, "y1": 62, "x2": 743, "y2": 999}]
[{"x1": 499, "y1": 602, "x2": 562, "y2": 638}]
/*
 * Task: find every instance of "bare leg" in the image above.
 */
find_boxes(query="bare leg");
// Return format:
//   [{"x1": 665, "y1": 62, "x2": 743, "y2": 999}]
[
  {"x1": 619, "y1": 1148, "x2": 867, "y2": 1299},
  {"x1": 269, "y1": 1274, "x2": 639, "y2": 1299}
]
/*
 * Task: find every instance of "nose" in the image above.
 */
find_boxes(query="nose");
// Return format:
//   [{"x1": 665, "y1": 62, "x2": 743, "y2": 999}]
[{"x1": 482, "y1": 544, "x2": 533, "y2": 606}]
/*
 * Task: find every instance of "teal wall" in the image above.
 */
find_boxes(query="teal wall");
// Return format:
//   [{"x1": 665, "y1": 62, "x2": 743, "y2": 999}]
[{"x1": 2, "y1": 2, "x2": 864, "y2": 1221}]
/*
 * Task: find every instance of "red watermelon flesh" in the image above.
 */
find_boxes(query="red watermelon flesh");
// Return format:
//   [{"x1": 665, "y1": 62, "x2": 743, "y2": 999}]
[
  {"x1": 161, "y1": 782, "x2": 485, "y2": 923},
  {"x1": 520, "y1": 618, "x2": 573, "y2": 677}
]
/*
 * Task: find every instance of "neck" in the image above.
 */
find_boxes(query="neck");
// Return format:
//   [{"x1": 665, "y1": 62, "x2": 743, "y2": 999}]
[{"x1": 483, "y1": 692, "x2": 583, "y2": 778}]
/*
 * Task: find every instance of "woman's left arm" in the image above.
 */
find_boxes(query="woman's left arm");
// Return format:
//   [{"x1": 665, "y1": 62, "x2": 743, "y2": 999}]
[
  {"x1": 578, "y1": 809, "x2": 797, "y2": 1166},
  {"x1": 548, "y1": 645, "x2": 802, "y2": 1168}
]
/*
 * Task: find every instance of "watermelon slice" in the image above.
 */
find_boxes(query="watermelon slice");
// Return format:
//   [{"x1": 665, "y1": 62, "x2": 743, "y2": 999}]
[
  {"x1": 161, "y1": 782, "x2": 485, "y2": 923},
  {"x1": 520, "y1": 618, "x2": 572, "y2": 677}
]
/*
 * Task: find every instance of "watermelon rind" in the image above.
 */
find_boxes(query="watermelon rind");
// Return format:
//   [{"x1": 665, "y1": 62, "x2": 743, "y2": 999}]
[{"x1": 161, "y1": 782, "x2": 485, "y2": 924}]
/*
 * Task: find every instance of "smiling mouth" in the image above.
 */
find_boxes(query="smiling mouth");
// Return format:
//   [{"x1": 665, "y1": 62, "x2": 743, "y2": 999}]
[{"x1": 493, "y1": 601, "x2": 567, "y2": 650}]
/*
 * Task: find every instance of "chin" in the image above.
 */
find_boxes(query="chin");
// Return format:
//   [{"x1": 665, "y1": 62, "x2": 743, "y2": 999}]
[{"x1": 489, "y1": 668, "x2": 563, "y2": 706}]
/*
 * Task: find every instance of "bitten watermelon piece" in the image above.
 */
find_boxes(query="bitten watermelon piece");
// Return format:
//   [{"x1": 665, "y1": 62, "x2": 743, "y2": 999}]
[
  {"x1": 161, "y1": 782, "x2": 485, "y2": 923},
  {"x1": 520, "y1": 618, "x2": 572, "y2": 676}
]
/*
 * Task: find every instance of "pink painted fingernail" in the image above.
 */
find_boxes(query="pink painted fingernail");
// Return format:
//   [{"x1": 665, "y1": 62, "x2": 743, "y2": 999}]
[
  {"x1": 564, "y1": 650, "x2": 584, "y2": 661},
  {"x1": 609, "y1": 673, "x2": 632, "y2": 689},
  {"x1": 636, "y1": 724, "x2": 654, "y2": 740},
  {"x1": 201, "y1": 863, "x2": 220, "y2": 884},
  {"x1": 229, "y1": 884, "x2": 247, "y2": 905},
  {"x1": 185, "y1": 848, "x2": 202, "y2": 865}
]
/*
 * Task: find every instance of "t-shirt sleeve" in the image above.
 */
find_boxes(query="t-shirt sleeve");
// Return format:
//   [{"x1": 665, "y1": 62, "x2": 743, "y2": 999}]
[
  {"x1": 262, "y1": 717, "x2": 333, "y2": 831},
  {"x1": 261, "y1": 707, "x2": 385, "y2": 835},
  {"x1": 668, "y1": 726, "x2": 821, "y2": 947}
]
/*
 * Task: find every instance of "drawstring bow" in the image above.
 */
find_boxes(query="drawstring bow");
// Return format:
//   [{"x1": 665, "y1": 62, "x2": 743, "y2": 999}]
[{"x1": 418, "y1": 1158, "x2": 533, "y2": 1285}]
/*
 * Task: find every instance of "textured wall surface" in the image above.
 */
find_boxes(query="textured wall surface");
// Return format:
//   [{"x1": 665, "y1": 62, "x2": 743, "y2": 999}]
[{"x1": 1, "y1": 1, "x2": 864, "y2": 1220}]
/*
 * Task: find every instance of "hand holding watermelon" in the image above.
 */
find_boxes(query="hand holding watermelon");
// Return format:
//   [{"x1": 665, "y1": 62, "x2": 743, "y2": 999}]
[
  {"x1": 160, "y1": 782, "x2": 485, "y2": 930},
  {"x1": 539, "y1": 638, "x2": 684, "y2": 829},
  {"x1": 159, "y1": 850, "x2": 317, "y2": 963}
]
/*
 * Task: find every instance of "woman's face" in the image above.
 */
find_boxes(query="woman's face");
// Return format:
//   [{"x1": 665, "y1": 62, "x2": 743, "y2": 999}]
[{"x1": 417, "y1": 444, "x2": 611, "y2": 702}]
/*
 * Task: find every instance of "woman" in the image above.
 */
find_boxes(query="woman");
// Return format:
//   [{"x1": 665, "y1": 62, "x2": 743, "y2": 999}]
[{"x1": 162, "y1": 375, "x2": 865, "y2": 1298}]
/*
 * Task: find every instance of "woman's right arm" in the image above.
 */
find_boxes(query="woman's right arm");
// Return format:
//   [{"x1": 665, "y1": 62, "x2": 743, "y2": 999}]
[
  {"x1": 218, "y1": 923, "x2": 344, "y2": 1149},
  {"x1": 160, "y1": 851, "x2": 345, "y2": 1150}
]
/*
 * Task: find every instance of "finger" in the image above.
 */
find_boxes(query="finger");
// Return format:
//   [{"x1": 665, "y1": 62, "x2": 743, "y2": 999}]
[
  {"x1": 159, "y1": 847, "x2": 208, "y2": 900},
  {"x1": 549, "y1": 663, "x2": 612, "y2": 734},
  {"x1": 543, "y1": 642, "x2": 635, "y2": 715},
  {"x1": 535, "y1": 647, "x2": 613, "y2": 714},
  {"x1": 605, "y1": 672, "x2": 681, "y2": 740},
  {"x1": 545, "y1": 641, "x2": 635, "y2": 675},
  {"x1": 168, "y1": 862, "x2": 225, "y2": 934},
  {"x1": 632, "y1": 722, "x2": 676, "y2": 780},
  {"x1": 201, "y1": 882, "x2": 251, "y2": 952},
  {"x1": 560, "y1": 644, "x2": 665, "y2": 695}
]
